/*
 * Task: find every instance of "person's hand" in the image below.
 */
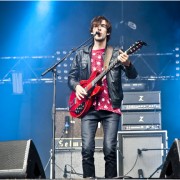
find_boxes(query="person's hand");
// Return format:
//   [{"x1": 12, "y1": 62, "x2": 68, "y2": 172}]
[
  {"x1": 75, "y1": 85, "x2": 87, "y2": 100},
  {"x1": 118, "y1": 49, "x2": 131, "y2": 67}
]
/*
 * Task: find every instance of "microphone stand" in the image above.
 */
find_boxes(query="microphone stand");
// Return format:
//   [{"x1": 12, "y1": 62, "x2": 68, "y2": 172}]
[
  {"x1": 41, "y1": 33, "x2": 96, "y2": 179},
  {"x1": 149, "y1": 163, "x2": 164, "y2": 179},
  {"x1": 139, "y1": 148, "x2": 169, "y2": 151}
]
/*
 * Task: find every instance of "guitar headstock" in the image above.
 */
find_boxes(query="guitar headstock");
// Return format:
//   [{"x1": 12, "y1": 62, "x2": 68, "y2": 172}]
[{"x1": 126, "y1": 40, "x2": 147, "y2": 55}]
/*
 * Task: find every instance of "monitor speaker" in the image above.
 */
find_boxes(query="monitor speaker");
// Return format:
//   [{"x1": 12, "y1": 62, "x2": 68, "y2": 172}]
[
  {"x1": 0, "y1": 139, "x2": 46, "y2": 179},
  {"x1": 160, "y1": 138, "x2": 180, "y2": 178},
  {"x1": 117, "y1": 131, "x2": 167, "y2": 178}
]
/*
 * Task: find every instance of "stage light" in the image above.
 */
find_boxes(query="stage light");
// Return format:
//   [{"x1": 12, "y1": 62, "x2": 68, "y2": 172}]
[
  {"x1": 57, "y1": 57, "x2": 61, "y2": 61},
  {"x1": 127, "y1": 21, "x2": 137, "y2": 30},
  {"x1": 37, "y1": 1, "x2": 51, "y2": 17},
  {"x1": 64, "y1": 76, "x2": 68, "y2": 80},
  {"x1": 57, "y1": 70, "x2": 61, "y2": 74},
  {"x1": 55, "y1": 49, "x2": 74, "y2": 82},
  {"x1": 63, "y1": 51, "x2": 67, "y2": 55},
  {"x1": 175, "y1": 60, "x2": 179, "y2": 64},
  {"x1": 63, "y1": 63, "x2": 68, "y2": 67},
  {"x1": 56, "y1": 51, "x2": 60, "y2": 55},
  {"x1": 174, "y1": 47, "x2": 180, "y2": 78},
  {"x1": 175, "y1": 47, "x2": 179, "y2": 51},
  {"x1": 12, "y1": 72, "x2": 23, "y2": 94},
  {"x1": 57, "y1": 76, "x2": 62, "y2": 80}
]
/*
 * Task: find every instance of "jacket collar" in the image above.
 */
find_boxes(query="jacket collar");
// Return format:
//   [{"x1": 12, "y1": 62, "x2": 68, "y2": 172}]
[
  {"x1": 83, "y1": 44, "x2": 93, "y2": 54},
  {"x1": 83, "y1": 43, "x2": 112, "y2": 53}
]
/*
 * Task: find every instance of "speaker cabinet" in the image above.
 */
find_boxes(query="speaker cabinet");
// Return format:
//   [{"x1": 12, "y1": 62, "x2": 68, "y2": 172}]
[
  {"x1": 0, "y1": 140, "x2": 45, "y2": 179},
  {"x1": 55, "y1": 138, "x2": 104, "y2": 178},
  {"x1": 55, "y1": 109, "x2": 103, "y2": 138},
  {"x1": 160, "y1": 138, "x2": 180, "y2": 178},
  {"x1": 117, "y1": 131, "x2": 168, "y2": 178}
]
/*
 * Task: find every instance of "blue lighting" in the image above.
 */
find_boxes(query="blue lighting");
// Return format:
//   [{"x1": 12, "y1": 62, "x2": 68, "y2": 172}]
[{"x1": 36, "y1": 1, "x2": 51, "y2": 18}]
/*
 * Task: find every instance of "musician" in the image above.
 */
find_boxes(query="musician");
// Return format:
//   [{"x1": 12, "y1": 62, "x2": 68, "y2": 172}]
[{"x1": 68, "y1": 16, "x2": 138, "y2": 178}]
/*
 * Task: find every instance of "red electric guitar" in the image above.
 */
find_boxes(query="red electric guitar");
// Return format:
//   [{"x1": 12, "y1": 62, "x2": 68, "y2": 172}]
[{"x1": 69, "y1": 40, "x2": 147, "y2": 118}]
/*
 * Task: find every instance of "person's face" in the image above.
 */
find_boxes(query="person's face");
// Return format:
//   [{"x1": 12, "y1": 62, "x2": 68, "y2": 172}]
[{"x1": 92, "y1": 20, "x2": 110, "y2": 42}]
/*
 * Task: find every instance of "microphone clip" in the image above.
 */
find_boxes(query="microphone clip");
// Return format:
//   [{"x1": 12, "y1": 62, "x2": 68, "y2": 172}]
[{"x1": 137, "y1": 149, "x2": 142, "y2": 155}]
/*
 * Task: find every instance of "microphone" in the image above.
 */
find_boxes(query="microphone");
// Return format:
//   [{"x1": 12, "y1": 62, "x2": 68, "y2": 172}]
[
  {"x1": 91, "y1": 31, "x2": 100, "y2": 36},
  {"x1": 138, "y1": 169, "x2": 144, "y2": 178},
  {"x1": 137, "y1": 148, "x2": 149, "y2": 155},
  {"x1": 64, "y1": 116, "x2": 70, "y2": 134},
  {"x1": 63, "y1": 165, "x2": 67, "y2": 178}
]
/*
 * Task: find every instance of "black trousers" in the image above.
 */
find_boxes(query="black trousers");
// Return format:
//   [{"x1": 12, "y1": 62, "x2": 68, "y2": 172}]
[{"x1": 81, "y1": 109, "x2": 120, "y2": 178}]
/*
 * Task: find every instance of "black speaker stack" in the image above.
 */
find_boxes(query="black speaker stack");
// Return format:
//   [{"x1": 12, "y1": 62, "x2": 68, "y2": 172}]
[{"x1": 121, "y1": 91, "x2": 162, "y2": 131}]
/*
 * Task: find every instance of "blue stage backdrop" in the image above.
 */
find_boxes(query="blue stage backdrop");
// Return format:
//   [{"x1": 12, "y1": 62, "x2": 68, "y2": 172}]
[{"x1": 0, "y1": 1, "x2": 180, "y2": 178}]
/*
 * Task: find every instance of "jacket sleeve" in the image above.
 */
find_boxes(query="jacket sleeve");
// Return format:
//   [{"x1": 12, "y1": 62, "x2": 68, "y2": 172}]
[
  {"x1": 112, "y1": 47, "x2": 138, "y2": 79},
  {"x1": 68, "y1": 53, "x2": 80, "y2": 91},
  {"x1": 123, "y1": 62, "x2": 138, "y2": 79}
]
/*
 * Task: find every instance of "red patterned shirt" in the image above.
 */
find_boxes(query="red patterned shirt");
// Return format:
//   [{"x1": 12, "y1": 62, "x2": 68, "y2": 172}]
[{"x1": 91, "y1": 49, "x2": 121, "y2": 115}]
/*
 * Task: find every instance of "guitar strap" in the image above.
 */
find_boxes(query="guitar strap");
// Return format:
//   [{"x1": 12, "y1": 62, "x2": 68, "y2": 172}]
[{"x1": 103, "y1": 46, "x2": 113, "y2": 69}]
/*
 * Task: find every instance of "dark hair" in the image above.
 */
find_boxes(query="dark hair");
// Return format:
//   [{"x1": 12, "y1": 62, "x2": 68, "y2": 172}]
[{"x1": 90, "y1": 16, "x2": 112, "y2": 42}]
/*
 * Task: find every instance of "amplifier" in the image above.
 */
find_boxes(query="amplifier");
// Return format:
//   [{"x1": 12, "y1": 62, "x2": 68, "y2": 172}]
[
  {"x1": 122, "y1": 83, "x2": 146, "y2": 92},
  {"x1": 55, "y1": 109, "x2": 103, "y2": 138},
  {"x1": 122, "y1": 111, "x2": 161, "y2": 125},
  {"x1": 55, "y1": 137, "x2": 103, "y2": 149},
  {"x1": 121, "y1": 111, "x2": 161, "y2": 131},
  {"x1": 55, "y1": 138, "x2": 104, "y2": 178},
  {"x1": 122, "y1": 124, "x2": 161, "y2": 131},
  {"x1": 122, "y1": 91, "x2": 161, "y2": 111},
  {"x1": 121, "y1": 104, "x2": 161, "y2": 111}
]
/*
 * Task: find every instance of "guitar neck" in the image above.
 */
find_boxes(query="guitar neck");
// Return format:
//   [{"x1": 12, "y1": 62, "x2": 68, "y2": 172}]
[{"x1": 92, "y1": 58, "x2": 119, "y2": 85}]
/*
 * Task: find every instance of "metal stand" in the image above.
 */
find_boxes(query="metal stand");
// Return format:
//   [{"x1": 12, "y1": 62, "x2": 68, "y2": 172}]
[
  {"x1": 149, "y1": 163, "x2": 164, "y2": 179},
  {"x1": 50, "y1": 68, "x2": 57, "y2": 179},
  {"x1": 41, "y1": 33, "x2": 96, "y2": 179},
  {"x1": 138, "y1": 148, "x2": 169, "y2": 179}
]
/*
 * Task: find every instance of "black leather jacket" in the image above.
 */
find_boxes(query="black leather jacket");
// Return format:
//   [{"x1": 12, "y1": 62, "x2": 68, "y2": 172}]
[{"x1": 68, "y1": 44, "x2": 138, "y2": 108}]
